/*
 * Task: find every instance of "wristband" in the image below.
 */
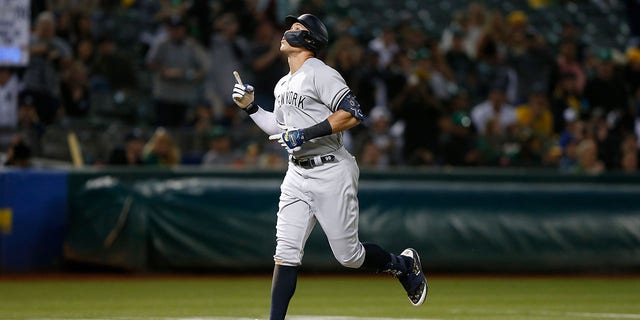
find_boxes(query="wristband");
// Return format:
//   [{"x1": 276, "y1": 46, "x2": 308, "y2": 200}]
[
  {"x1": 302, "y1": 119, "x2": 333, "y2": 140},
  {"x1": 244, "y1": 103, "x2": 259, "y2": 115}
]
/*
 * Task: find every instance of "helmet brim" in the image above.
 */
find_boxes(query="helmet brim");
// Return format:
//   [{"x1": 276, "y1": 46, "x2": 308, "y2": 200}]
[{"x1": 284, "y1": 15, "x2": 300, "y2": 29}]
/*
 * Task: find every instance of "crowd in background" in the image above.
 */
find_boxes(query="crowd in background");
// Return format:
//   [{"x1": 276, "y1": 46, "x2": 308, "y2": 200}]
[{"x1": 1, "y1": 0, "x2": 640, "y2": 173}]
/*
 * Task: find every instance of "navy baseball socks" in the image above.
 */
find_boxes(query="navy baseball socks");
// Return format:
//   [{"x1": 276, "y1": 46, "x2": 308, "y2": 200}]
[
  {"x1": 270, "y1": 265, "x2": 298, "y2": 320},
  {"x1": 362, "y1": 243, "x2": 428, "y2": 306},
  {"x1": 270, "y1": 245, "x2": 427, "y2": 319},
  {"x1": 394, "y1": 248, "x2": 428, "y2": 306}
]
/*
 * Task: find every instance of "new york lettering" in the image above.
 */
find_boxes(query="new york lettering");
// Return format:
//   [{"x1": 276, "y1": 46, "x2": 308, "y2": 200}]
[{"x1": 276, "y1": 91, "x2": 306, "y2": 109}]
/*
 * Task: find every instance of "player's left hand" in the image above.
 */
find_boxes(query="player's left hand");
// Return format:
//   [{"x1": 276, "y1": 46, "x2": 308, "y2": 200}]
[{"x1": 269, "y1": 129, "x2": 306, "y2": 153}]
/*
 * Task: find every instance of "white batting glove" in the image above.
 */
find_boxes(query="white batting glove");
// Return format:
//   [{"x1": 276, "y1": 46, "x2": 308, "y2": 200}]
[
  {"x1": 232, "y1": 83, "x2": 255, "y2": 109},
  {"x1": 269, "y1": 132, "x2": 302, "y2": 154}
]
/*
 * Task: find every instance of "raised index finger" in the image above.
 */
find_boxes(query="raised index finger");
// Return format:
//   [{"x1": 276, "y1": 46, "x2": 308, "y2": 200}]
[{"x1": 233, "y1": 70, "x2": 243, "y2": 85}]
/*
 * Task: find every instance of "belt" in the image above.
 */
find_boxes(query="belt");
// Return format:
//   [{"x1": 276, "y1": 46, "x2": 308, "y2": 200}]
[{"x1": 291, "y1": 154, "x2": 336, "y2": 169}]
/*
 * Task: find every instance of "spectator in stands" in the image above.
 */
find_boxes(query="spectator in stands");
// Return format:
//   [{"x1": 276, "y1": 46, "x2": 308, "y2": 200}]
[
  {"x1": 391, "y1": 68, "x2": 442, "y2": 166},
  {"x1": 627, "y1": 0, "x2": 640, "y2": 48},
  {"x1": 474, "y1": 17, "x2": 517, "y2": 103},
  {"x1": 108, "y1": 130, "x2": 145, "y2": 166},
  {"x1": 476, "y1": 10, "x2": 507, "y2": 64},
  {"x1": 72, "y1": 13, "x2": 95, "y2": 48},
  {"x1": 441, "y1": 3, "x2": 486, "y2": 60},
  {"x1": 359, "y1": 141, "x2": 386, "y2": 169},
  {"x1": 55, "y1": 10, "x2": 74, "y2": 44},
  {"x1": 0, "y1": 68, "x2": 21, "y2": 129},
  {"x1": 249, "y1": 18, "x2": 288, "y2": 110},
  {"x1": 398, "y1": 24, "x2": 429, "y2": 56},
  {"x1": 239, "y1": 142, "x2": 287, "y2": 169},
  {"x1": 368, "y1": 27, "x2": 400, "y2": 69},
  {"x1": 624, "y1": 47, "x2": 640, "y2": 100},
  {"x1": 355, "y1": 106, "x2": 397, "y2": 168},
  {"x1": 555, "y1": 40, "x2": 586, "y2": 94},
  {"x1": 593, "y1": 117, "x2": 621, "y2": 170},
  {"x1": 438, "y1": 90, "x2": 475, "y2": 166},
  {"x1": 74, "y1": 37, "x2": 95, "y2": 70},
  {"x1": 326, "y1": 30, "x2": 365, "y2": 91},
  {"x1": 514, "y1": 84, "x2": 554, "y2": 165},
  {"x1": 201, "y1": 128, "x2": 237, "y2": 167},
  {"x1": 471, "y1": 78, "x2": 517, "y2": 136},
  {"x1": 185, "y1": 0, "x2": 213, "y2": 47},
  {"x1": 425, "y1": 41, "x2": 456, "y2": 102},
  {"x1": 474, "y1": 117, "x2": 516, "y2": 166},
  {"x1": 559, "y1": 116, "x2": 585, "y2": 146},
  {"x1": 3, "y1": 136, "x2": 32, "y2": 168},
  {"x1": 515, "y1": 84, "x2": 553, "y2": 137},
  {"x1": 556, "y1": 21, "x2": 587, "y2": 63},
  {"x1": 619, "y1": 133, "x2": 639, "y2": 172},
  {"x1": 502, "y1": 10, "x2": 538, "y2": 104},
  {"x1": 557, "y1": 117, "x2": 594, "y2": 173},
  {"x1": 584, "y1": 49, "x2": 632, "y2": 131},
  {"x1": 505, "y1": 11, "x2": 529, "y2": 51},
  {"x1": 17, "y1": 94, "x2": 43, "y2": 135},
  {"x1": 16, "y1": 1, "x2": 640, "y2": 172},
  {"x1": 386, "y1": 49, "x2": 415, "y2": 105},
  {"x1": 576, "y1": 138, "x2": 605, "y2": 174},
  {"x1": 91, "y1": 35, "x2": 137, "y2": 91},
  {"x1": 348, "y1": 49, "x2": 385, "y2": 116},
  {"x1": 207, "y1": 12, "x2": 251, "y2": 116},
  {"x1": 558, "y1": 138, "x2": 579, "y2": 172},
  {"x1": 188, "y1": 101, "x2": 217, "y2": 153},
  {"x1": 440, "y1": 10, "x2": 469, "y2": 56},
  {"x1": 146, "y1": 15, "x2": 207, "y2": 127},
  {"x1": 464, "y1": 2, "x2": 488, "y2": 59},
  {"x1": 445, "y1": 28, "x2": 476, "y2": 91},
  {"x1": 211, "y1": 0, "x2": 259, "y2": 37},
  {"x1": 60, "y1": 61, "x2": 91, "y2": 118},
  {"x1": 152, "y1": 0, "x2": 190, "y2": 26},
  {"x1": 506, "y1": 27, "x2": 554, "y2": 104},
  {"x1": 550, "y1": 72, "x2": 584, "y2": 134},
  {"x1": 143, "y1": 127, "x2": 181, "y2": 167},
  {"x1": 621, "y1": 150, "x2": 638, "y2": 172},
  {"x1": 22, "y1": 11, "x2": 73, "y2": 125}
]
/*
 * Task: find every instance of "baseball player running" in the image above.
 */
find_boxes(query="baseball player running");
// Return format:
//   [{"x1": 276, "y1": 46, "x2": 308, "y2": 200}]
[{"x1": 232, "y1": 14, "x2": 427, "y2": 319}]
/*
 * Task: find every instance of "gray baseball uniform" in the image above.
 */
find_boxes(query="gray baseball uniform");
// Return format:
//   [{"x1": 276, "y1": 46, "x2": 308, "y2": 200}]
[
  {"x1": 270, "y1": 58, "x2": 365, "y2": 268},
  {"x1": 235, "y1": 15, "x2": 427, "y2": 316}
]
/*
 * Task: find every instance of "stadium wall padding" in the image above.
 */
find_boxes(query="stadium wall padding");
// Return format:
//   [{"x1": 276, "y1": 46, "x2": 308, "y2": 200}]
[{"x1": 62, "y1": 169, "x2": 640, "y2": 273}]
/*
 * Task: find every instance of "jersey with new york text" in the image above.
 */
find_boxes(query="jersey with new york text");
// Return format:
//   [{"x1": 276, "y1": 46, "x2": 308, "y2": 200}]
[{"x1": 273, "y1": 58, "x2": 350, "y2": 157}]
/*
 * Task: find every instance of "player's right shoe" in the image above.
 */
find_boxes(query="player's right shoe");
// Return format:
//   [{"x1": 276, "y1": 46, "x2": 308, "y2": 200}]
[{"x1": 397, "y1": 248, "x2": 428, "y2": 306}]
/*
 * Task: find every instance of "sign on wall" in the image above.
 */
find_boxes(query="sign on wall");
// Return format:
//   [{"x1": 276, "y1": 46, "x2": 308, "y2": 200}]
[{"x1": 0, "y1": 0, "x2": 30, "y2": 66}]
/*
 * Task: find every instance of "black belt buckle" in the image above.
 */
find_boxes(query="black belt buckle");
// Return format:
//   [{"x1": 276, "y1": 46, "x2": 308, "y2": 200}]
[{"x1": 298, "y1": 158, "x2": 314, "y2": 168}]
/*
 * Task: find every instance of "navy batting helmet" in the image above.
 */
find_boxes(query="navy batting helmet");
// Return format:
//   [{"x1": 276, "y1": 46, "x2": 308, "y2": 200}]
[{"x1": 284, "y1": 14, "x2": 328, "y2": 55}]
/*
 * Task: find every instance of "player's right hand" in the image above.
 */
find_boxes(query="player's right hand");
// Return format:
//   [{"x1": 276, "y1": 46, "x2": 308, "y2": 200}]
[{"x1": 232, "y1": 83, "x2": 255, "y2": 109}]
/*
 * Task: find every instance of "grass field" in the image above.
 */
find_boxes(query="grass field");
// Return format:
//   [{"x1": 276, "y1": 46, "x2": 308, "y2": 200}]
[{"x1": 1, "y1": 275, "x2": 639, "y2": 320}]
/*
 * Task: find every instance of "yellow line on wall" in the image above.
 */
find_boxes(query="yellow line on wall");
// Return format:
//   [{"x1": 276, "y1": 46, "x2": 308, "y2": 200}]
[{"x1": 0, "y1": 208, "x2": 12, "y2": 235}]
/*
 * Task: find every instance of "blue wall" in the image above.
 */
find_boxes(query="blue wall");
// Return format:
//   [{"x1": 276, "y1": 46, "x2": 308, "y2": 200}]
[{"x1": 0, "y1": 170, "x2": 68, "y2": 271}]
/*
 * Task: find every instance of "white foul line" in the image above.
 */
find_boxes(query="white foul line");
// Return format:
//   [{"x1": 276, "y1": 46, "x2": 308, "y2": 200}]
[
  {"x1": 542, "y1": 311, "x2": 640, "y2": 319},
  {"x1": 28, "y1": 313, "x2": 640, "y2": 320}
]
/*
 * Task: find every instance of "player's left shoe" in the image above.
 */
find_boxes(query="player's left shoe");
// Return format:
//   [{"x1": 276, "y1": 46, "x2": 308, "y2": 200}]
[{"x1": 398, "y1": 248, "x2": 428, "y2": 306}]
